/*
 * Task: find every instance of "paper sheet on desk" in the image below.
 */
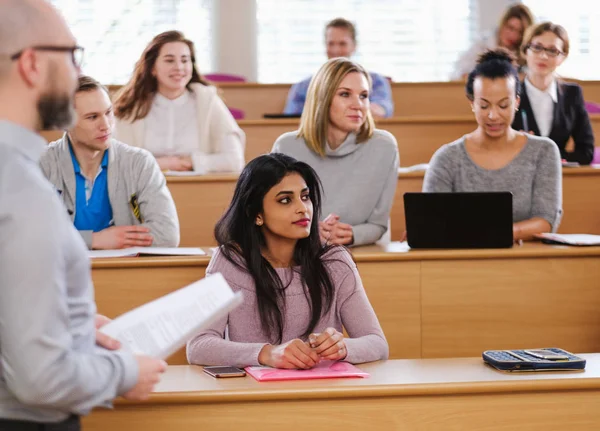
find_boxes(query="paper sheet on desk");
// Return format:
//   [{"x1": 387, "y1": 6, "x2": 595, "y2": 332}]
[
  {"x1": 89, "y1": 247, "x2": 206, "y2": 259},
  {"x1": 163, "y1": 170, "x2": 205, "y2": 176},
  {"x1": 398, "y1": 163, "x2": 429, "y2": 174},
  {"x1": 535, "y1": 233, "x2": 600, "y2": 246},
  {"x1": 99, "y1": 273, "x2": 243, "y2": 359},
  {"x1": 245, "y1": 361, "x2": 369, "y2": 382}
]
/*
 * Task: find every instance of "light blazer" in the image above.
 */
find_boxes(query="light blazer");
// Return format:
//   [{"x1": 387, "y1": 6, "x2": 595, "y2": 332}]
[
  {"x1": 114, "y1": 83, "x2": 245, "y2": 173},
  {"x1": 40, "y1": 134, "x2": 180, "y2": 249},
  {"x1": 512, "y1": 80, "x2": 595, "y2": 165}
]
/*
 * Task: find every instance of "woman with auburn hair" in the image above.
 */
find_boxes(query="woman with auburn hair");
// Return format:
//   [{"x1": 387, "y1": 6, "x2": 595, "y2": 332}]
[
  {"x1": 452, "y1": 3, "x2": 534, "y2": 79},
  {"x1": 272, "y1": 58, "x2": 399, "y2": 247},
  {"x1": 186, "y1": 153, "x2": 388, "y2": 368},
  {"x1": 512, "y1": 22, "x2": 594, "y2": 165},
  {"x1": 114, "y1": 30, "x2": 244, "y2": 173}
]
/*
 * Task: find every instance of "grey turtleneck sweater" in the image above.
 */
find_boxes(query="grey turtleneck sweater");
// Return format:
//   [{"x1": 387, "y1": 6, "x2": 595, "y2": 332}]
[{"x1": 271, "y1": 130, "x2": 399, "y2": 246}]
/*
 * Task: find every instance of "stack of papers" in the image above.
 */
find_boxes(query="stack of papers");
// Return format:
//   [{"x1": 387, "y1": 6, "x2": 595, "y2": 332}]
[
  {"x1": 99, "y1": 273, "x2": 243, "y2": 359},
  {"x1": 89, "y1": 247, "x2": 206, "y2": 259},
  {"x1": 535, "y1": 233, "x2": 600, "y2": 246}
]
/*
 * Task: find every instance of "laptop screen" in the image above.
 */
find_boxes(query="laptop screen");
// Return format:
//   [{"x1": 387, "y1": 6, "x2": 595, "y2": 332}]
[{"x1": 404, "y1": 192, "x2": 514, "y2": 249}]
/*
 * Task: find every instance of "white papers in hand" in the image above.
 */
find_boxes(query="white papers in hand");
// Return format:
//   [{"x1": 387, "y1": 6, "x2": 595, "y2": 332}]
[
  {"x1": 99, "y1": 273, "x2": 243, "y2": 359},
  {"x1": 89, "y1": 247, "x2": 206, "y2": 259}
]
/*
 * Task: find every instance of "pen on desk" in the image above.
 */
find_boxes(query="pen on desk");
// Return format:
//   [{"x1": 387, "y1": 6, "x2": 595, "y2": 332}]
[{"x1": 521, "y1": 110, "x2": 529, "y2": 133}]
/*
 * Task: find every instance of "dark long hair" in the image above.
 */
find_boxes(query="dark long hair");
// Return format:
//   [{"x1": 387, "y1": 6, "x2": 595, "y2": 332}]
[
  {"x1": 215, "y1": 153, "x2": 338, "y2": 344},
  {"x1": 114, "y1": 30, "x2": 209, "y2": 121}
]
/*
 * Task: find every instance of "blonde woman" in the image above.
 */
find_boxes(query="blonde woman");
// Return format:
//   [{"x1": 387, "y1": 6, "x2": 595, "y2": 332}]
[
  {"x1": 513, "y1": 22, "x2": 594, "y2": 165},
  {"x1": 114, "y1": 31, "x2": 245, "y2": 174},
  {"x1": 452, "y1": 3, "x2": 534, "y2": 80},
  {"x1": 272, "y1": 58, "x2": 399, "y2": 246}
]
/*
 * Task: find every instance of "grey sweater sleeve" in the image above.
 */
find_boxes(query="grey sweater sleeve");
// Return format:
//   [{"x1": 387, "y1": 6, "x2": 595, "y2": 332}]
[
  {"x1": 334, "y1": 251, "x2": 389, "y2": 363},
  {"x1": 531, "y1": 142, "x2": 563, "y2": 231},
  {"x1": 0, "y1": 188, "x2": 138, "y2": 414},
  {"x1": 135, "y1": 151, "x2": 180, "y2": 247},
  {"x1": 423, "y1": 144, "x2": 455, "y2": 192},
  {"x1": 352, "y1": 144, "x2": 399, "y2": 246},
  {"x1": 39, "y1": 150, "x2": 95, "y2": 249}
]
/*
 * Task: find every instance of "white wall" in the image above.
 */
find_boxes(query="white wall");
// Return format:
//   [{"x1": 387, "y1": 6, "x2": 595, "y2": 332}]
[
  {"x1": 212, "y1": 0, "x2": 522, "y2": 82},
  {"x1": 212, "y1": 0, "x2": 258, "y2": 81}
]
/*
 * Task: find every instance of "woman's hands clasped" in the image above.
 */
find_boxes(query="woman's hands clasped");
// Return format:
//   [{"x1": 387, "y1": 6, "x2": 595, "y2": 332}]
[{"x1": 258, "y1": 327, "x2": 347, "y2": 369}]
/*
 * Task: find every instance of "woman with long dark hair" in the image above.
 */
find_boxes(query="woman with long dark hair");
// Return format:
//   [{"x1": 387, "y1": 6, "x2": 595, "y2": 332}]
[
  {"x1": 113, "y1": 30, "x2": 244, "y2": 173},
  {"x1": 187, "y1": 153, "x2": 388, "y2": 369}
]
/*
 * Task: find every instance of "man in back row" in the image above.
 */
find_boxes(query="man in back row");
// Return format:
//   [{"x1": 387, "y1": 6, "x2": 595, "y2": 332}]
[
  {"x1": 284, "y1": 18, "x2": 394, "y2": 118},
  {"x1": 40, "y1": 75, "x2": 180, "y2": 250},
  {"x1": 0, "y1": 1, "x2": 166, "y2": 429}
]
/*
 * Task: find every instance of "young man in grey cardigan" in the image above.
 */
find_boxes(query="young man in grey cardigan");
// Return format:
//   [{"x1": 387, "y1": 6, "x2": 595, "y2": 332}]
[{"x1": 40, "y1": 76, "x2": 180, "y2": 249}]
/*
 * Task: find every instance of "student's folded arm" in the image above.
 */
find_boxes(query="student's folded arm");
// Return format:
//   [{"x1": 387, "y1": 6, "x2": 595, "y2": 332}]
[
  {"x1": 0, "y1": 193, "x2": 138, "y2": 413},
  {"x1": 283, "y1": 80, "x2": 308, "y2": 115},
  {"x1": 186, "y1": 316, "x2": 267, "y2": 368},
  {"x1": 370, "y1": 74, "x2": 394, "y2": 118},
  {"x1": 192, "y1": 95, "x2": 246, "y2": 173},
  {"x1": 353, "y1": 144, "x2": 399, "y2": 246},
  {"x1": 136, "y1": 152, "x2": 180, "y2": 247},
  {"x1": 568, "y1": 87, "x2": 595, "y2": 165},
  {"x1": 191, "y1": 132, "x2": 245, "y2": 173},
  {"x1": 530, "y1": 143, "x2": 563, "y2": 233},
  {"x1": 334, "y1": 254, "x2": 389, "y2": 363}
]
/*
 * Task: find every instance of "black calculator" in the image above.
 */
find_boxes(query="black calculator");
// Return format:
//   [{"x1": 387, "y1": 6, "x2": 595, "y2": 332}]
[{"x1": 482, "y1": 348, "x2": 586, "y2": 372}]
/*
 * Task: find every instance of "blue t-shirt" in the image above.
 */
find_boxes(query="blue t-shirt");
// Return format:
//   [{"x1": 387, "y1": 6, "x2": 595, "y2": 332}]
[{"x1": 70, "y1": 145, "x2": 113, "y2": 232}]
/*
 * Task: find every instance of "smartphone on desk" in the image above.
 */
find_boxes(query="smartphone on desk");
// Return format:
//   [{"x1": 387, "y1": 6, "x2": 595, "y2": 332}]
[{"x1": 203, "y1": 366, "x2": 247, "y2": 378}]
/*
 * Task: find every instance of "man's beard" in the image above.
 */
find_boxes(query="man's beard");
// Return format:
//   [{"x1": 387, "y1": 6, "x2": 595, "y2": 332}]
[{"x1": 36, "y1": 64, "x2": 76, "y2": 130}]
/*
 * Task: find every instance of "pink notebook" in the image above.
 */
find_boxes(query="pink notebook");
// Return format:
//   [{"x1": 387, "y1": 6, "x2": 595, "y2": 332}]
[{"x1": 244, "y1": 361, "x2": 369, "y2": 382}]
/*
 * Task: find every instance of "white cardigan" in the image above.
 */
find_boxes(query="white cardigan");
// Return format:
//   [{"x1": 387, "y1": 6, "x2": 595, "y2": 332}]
[{"x1": 115, "y1": 83, "x2": 245, "y2": 173}]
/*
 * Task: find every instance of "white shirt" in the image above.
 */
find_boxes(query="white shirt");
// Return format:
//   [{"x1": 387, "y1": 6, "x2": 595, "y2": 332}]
[
  {"x1": 140, "y1": 89, "x2": 244, "y2": 173},
  {"x1": 525, "y1": 78, "x2": 558, "y2": 137},
  {"x1": 144, "y1": 91, "x2": 198, "y2": 158}
]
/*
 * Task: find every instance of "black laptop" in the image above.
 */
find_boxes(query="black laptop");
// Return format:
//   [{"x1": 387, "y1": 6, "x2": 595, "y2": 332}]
[{"x1": 404, "y1": 192, "x2": 514, "y2": 249}]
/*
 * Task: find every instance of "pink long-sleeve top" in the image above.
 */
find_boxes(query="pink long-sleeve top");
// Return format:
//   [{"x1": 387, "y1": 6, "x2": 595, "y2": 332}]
[{"x1": 186, "y1": 246, "x2": 389, "y2": 367}]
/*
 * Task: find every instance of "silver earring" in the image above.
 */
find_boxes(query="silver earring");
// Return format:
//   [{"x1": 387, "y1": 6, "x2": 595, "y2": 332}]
[{"x1": 256, "y1": 220, "x2": 263, "y2": 226}]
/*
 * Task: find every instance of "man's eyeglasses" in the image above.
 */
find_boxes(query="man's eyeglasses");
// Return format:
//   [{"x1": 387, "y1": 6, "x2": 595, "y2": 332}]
[
  {"x1": 10, "y1": 46, "x2": 85, "y2": 68},
  {"x1": 526, "y1": 43, "x2": 563, "y2": 58}
]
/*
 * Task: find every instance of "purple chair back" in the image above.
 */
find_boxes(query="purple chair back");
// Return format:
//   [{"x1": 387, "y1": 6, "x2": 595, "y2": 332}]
[
  {"x1": 204, "y1": 73, "x2": 246, "y2": 83},
  {"x1": 585, "y1": 101, "x2": 600, "y2": 114},
  {"x1": 593, "y1": 147, "x2": 600, "y2": 165},
  {"x1": 228, "y1": 107, "x2": 245, "y2": 120}
]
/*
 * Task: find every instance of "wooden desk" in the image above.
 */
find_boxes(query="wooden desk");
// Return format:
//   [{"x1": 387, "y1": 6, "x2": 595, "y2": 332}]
[
  {"x1": 168, "y1": 167, "x2": 600, "y2": 247},
  {"x1": 82, "y1": 355, "x2": 600, "y2": 430},
  {"x1": 40, "y1": 115, "x2": 600, "y2": 168},
  {"x1": 92, "y1": 243, "x2": 600, "y2": 364},
  {"x1": 391, "y1": 166, "x2": 600, "y2": 239},
  {"x1": 241, "y1": 116, "x2": 481, "y2": 166},
  {"x1": 196, "y1": 80, "x2": 600, "y2": 119}
]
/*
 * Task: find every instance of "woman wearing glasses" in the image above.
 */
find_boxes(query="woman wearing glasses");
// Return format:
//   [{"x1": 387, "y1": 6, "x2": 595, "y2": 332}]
[{"x1": 512, "y1": 22, "x2": 595, "y2": 165}]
